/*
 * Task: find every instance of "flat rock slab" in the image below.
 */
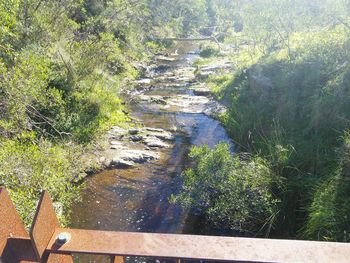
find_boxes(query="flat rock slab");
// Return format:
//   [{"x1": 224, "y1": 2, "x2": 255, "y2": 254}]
[
  {"x1": 135, "y1": 78, "x2": 152, "y2": 85},
  {"x1": 165, "y1": 95, "x2": 211, "y2": 113},
  {"x1": 109, "y1": 126, "x2": 128, "y2": 139},
  {"x1": 144, "y1": 137, "x2": 170, "y2": 148},
  {"x1": 139, "y1": 95, "x2": 168, "y2": 105},
  {"x1": 138, "y1": 93, "x2": 225, "y2": 117},
  {"x1": 110, "y1": 141, "x2": 127, "y2": 150},
  {"x1": 110, "y1": 159, "x2": 135, "y2": 168},
  {"x1": 101, "y1": 124, "x2": 176, "y2": 169},
  {"x1": 112, "y1": 150, "x2": 159, "y2": 164},
  {"x1": 142, "y1": 128, "x2": 174, "y2": 141},
  {"x1": 189, "y1": 83, "x2": 212, "y2": 96},
  {"x1": 144, "y1": 127, "x2": 165, "y2": 132},
  {"x1": 155, "y1": 55, "x2": 177, "y2": 62}
]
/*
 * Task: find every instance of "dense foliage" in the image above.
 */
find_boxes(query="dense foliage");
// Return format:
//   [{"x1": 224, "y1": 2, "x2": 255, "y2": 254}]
[
  {"x1": 2, "y1": 0, "x2": 350, "y2": 242},
  {"x1": 197, "y1": 0, "x2": 350, "y2": 241},
  {"x1": 0, "y1": 0, "x2": 213, "y2": 226},
  {"x1": 173, "y1": 143, "x2": 280, "y2": 235}
]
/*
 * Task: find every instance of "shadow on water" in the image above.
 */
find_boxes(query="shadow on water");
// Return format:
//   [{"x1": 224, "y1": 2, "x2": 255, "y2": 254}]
[{"x1": 69, "y1": 42, "x2": 234, "y2": 262}]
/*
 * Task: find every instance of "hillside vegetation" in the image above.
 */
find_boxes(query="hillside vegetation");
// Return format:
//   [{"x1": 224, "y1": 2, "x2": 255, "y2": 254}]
[
  {"x1": 0, "y1": 0, "x2": 214, "y2": 226},
  {"x1": 188, "y1": 0, "x2": 350, "y2": 241}
]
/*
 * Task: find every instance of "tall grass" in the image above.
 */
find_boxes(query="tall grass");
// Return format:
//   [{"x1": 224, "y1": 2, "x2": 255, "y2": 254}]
[{"x1": 209, "y1": 26, "x2": 350, "y2": 240}]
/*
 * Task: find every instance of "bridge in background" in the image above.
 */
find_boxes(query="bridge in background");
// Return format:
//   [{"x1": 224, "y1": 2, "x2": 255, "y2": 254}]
[{"x1": 1, "y1": 187, "x2": 349, "y2": 263}]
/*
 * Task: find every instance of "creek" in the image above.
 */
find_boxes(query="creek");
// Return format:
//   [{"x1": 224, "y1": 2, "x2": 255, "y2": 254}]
[{"x1": 70, "y1": 42, "x2": 233, "y2": 262}]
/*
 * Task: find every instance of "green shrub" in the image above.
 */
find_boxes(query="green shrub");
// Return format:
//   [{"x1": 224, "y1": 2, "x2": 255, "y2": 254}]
[
  {"x1": 172, "y1": 143, "x2": 280, "y2": 234},
  {"x1": 199, "y1": 43, "x2": 220, "y2": 58},
  {"x1": 0, "y1": 136, "x2": 84, "y2": 227}
]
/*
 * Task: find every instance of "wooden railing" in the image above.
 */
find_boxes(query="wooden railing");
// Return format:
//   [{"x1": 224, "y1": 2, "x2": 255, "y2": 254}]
[{"x1": 1, "y1": 187, "x2": 349, "y2": 263}]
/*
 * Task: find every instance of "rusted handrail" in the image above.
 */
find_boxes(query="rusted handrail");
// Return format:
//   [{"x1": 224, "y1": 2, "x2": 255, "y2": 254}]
[
  {"x1": 1, "y1": 187, "x2": 350, "y2": 263},
  {"x1": 47, "y1": 228, "x2": 350, "y2": 262}
]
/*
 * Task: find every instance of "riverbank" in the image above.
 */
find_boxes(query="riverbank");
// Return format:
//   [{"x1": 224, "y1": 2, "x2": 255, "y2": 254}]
[{"x1": 195, "y1": 29, "x2": 350, "y2": 241}]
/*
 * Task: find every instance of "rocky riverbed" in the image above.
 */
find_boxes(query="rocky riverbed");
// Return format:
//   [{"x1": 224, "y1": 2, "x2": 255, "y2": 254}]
[
  {"x1": 71, "y1": 43, "x2": 234, "y2": 262},
  {"x1": 100, "y1": 126, "x2": 174, "y2": 169},
  {"x1": 96, "y1": 48, "x2": 231, "y2": 172}
]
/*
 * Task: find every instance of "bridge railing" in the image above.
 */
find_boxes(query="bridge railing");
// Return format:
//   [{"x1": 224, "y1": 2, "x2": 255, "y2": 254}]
[{"x1": 1, "y1": 187, "x2": 349, "y2": 263}]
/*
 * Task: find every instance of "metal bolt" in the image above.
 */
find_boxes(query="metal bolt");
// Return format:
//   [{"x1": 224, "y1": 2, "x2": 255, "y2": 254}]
[{"x1": 56, "y1": 232, "x2": 71, "y2": 245}]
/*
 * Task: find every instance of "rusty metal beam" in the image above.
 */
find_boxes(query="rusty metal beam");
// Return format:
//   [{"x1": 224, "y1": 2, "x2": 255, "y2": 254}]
[
  {"x1": 46, "y1": 228, "x2": 350, "y2": 263},
  {"x1": 46, "y1": 254, "x2": 74, "y2": 263},
  {"x1": 1, "y1": 237, "x2": 38, "y2": 263},
  {"x1": 30, "y1": 191, "x2": 60, "y2": 260},
  {"x1": 0, "y1": 188, "x2": 39, "y2": 262},
  {"x1": 29, "y1": 191, "x2": 73, "y2": 263},
  {"x1": 3, "y1": 188, "x2": 350, "y2": 263},
  {"x1": 0, "y1": 188, "x2": 29, "y2": 251}
]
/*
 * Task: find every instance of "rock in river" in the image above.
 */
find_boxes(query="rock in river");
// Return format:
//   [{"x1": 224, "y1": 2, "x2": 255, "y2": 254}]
[
  {"x1": 135, "y1": 78, "x2": 152, "y2": 85},
  {"x1": 110, "y1": 159, "x2": 135, "y2": 169},
  {"x1": 109, "y1": 126, "x2": 128, "y2": 139},
  {"x1": 110, "y1": 141, "x2": 126, "y2": 150},
  {"x1": 189, "y1": 83, "x2": 212, "y2": 96},
  {"x1": 112, "y1": 150, "x2": 159, "y2": 165},
  {"x1": 142, "y1": 127, "x2": 174, "y2": 141},
  {"x1": 130, "y1": 135, "x2": 143, "y2": 142},
  {"x1": 144, "y1": 137, "x2": 170, "y2": 148},
  {"x1": 128, "y1": 128, "x2": 139, "y2": 135},
  {"x1": 139, "y1": 95, "x2": 167, "y2": 105},
  {"x1": 145, "y1": 127, "x2": 164, "y2": 132}
]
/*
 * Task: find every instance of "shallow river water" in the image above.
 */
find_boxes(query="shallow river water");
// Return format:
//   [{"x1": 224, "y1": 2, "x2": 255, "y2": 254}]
[{"x1": 70, "y1": 43, "x2": 233, "y2": 262}]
